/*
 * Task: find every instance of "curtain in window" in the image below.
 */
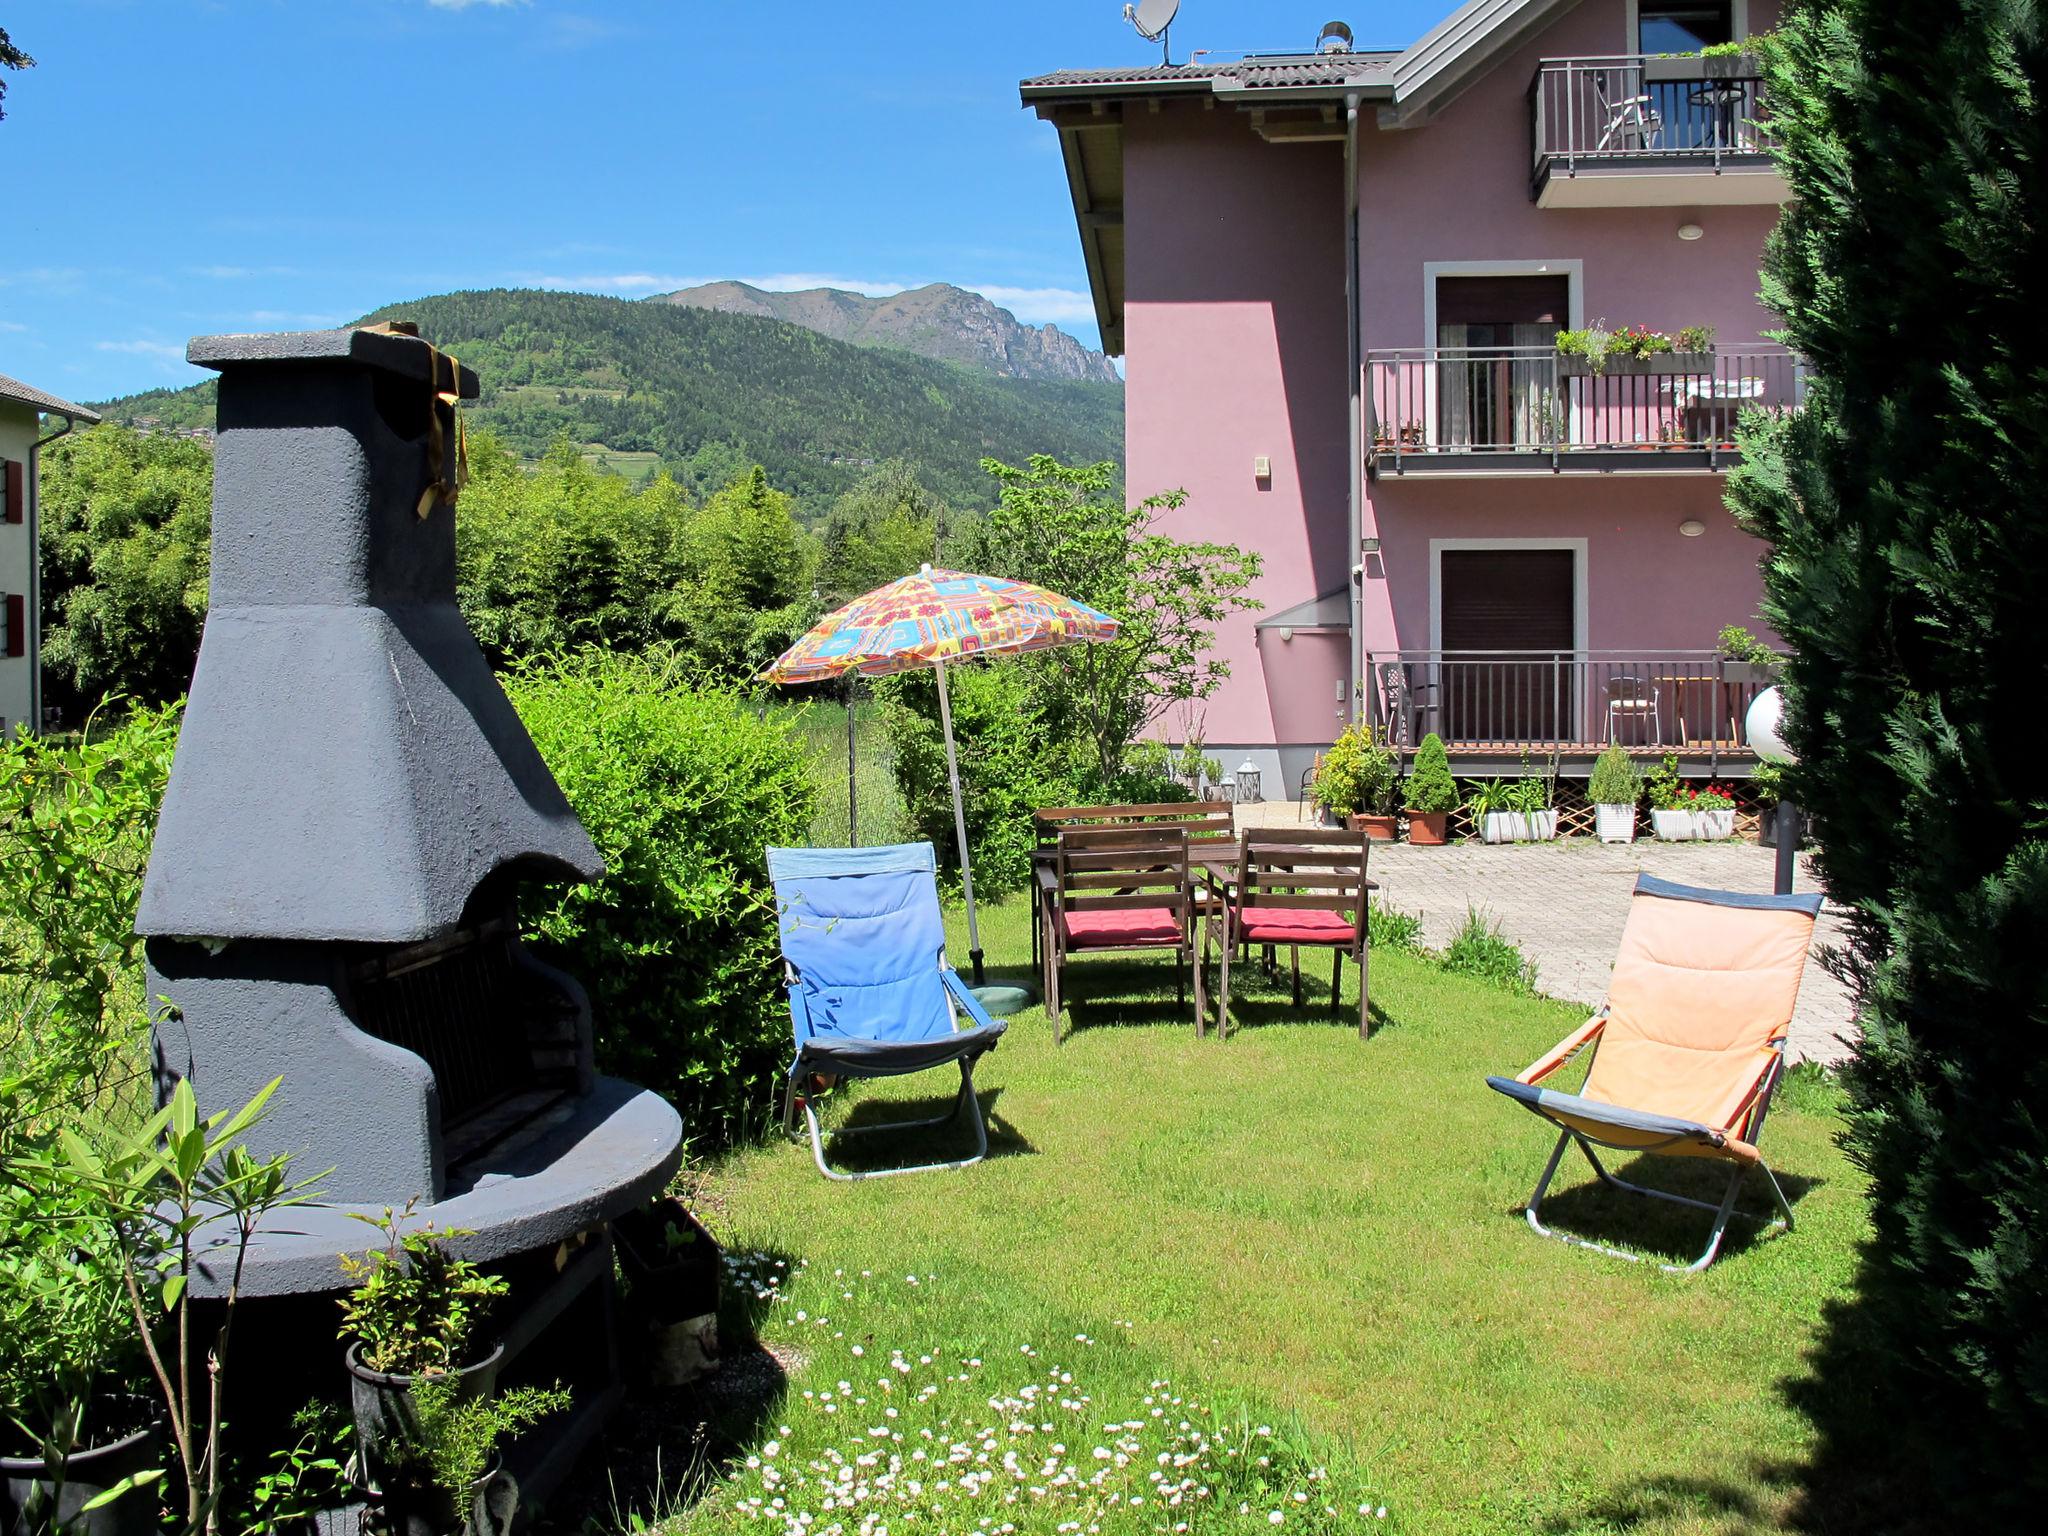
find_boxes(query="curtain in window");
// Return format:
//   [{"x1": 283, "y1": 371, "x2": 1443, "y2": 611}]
[
  {"x1": 1509, "y1": 323, "x2": 1559, "y2": 447},
  {"x1": 1438, "y1": 322, "x2": 1475, "y2": 446}
]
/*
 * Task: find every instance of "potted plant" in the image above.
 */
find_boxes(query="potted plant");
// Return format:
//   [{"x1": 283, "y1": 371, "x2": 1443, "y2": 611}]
[
  {"x1": 1398, "y1": 419, "x2": 1425, "y2": 447},
  {"x1": 1717, "y1": 623, "x2": 1784, "y2": 686},
  {"x1": 615, "y1": 1197, "x2": 722, "y2": 1387},
  {"x1": 7, "y1": 1077, "x2": 320, "y2": 1536},
  {"x1": 338, "y1": 1207, "x2": 539, "y2": 1535},
  {"x1": 1690, "y1": 782, "x2": 1738, "y2": 840},
  {"x1": 1587, "y1": 743, "x2": 1643, "y2": 844},
  {"x1": 0, "y1": 1158, "x2": 161, "y2": 1536},
  {"x1": 1402, "y1": 733, "x2": 1459, "y2": 845},
  {"x1": 371, "y1": 1380, "x2": 569, "y2": 1536},
  {"x1": 1315, "y1": 723, "x2": 1398, "y2": 838},
  {"x1": 1646, "y1": 754, "x2": 1696, "y2": 840},
  {"x1": 1557, "y1": 321, "x2": 1714, "y2": 376},
  {"x1": 1470, "y1": 766, "x2": 1559, "y2": 844}
]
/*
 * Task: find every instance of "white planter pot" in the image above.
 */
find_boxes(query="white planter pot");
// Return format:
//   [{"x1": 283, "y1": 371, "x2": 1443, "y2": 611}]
[
  {"x1": 1481, "y1": 809, "x2": 1559, "y2": 844},
  {"x1": 1695, "y1": 807, "x2": 1736, "y2": 841},
  {"x1": 1652, "y1": 809, "x2": 1696, "y2": 841},
  {"x1": 1594, "y1": 804, "x2": 1638, "y2": 844}
]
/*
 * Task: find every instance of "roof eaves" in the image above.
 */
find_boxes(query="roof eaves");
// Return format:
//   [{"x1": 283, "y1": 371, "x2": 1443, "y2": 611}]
[
  {"x1": 1383, "y1": 0, "x2": 1577, "y2": 125},
  {"x1": 0, "y1": 371, "x2": 103, "y2": 425}
]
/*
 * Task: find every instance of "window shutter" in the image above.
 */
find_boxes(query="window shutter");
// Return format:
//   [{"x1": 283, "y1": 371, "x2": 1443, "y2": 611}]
[
  {"x1": 4, "y1": 594, "x2": 24, "y2": 658},
  {"x1": 2, "y1": 459, "x2": 22, "y2": 524}
]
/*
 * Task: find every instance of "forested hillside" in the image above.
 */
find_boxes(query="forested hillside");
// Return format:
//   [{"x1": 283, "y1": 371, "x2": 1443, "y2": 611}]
[{"x1": 93, "y1": 289, "x2": 1124, "y2": 510}]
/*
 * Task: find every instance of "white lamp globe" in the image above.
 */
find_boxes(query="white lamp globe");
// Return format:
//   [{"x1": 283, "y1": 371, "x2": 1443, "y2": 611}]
[{"x1": 1746, "y1": 686, "x2": 1795, "y2": 764}]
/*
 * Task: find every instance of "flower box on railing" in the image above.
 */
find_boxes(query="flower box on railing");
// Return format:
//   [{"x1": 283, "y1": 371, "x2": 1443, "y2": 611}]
[
  {"x1": 1642, "y1": 53, "x2": 1759, "y2": 83},
  {"x1": 1556, "y1": 351, "x2": 1718, "y2": 378}
]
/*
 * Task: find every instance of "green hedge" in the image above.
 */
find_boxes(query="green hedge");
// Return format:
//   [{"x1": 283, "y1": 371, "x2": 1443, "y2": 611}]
[{"x1": 504, "y1": 652, "x2": 815, "y2": 1146}]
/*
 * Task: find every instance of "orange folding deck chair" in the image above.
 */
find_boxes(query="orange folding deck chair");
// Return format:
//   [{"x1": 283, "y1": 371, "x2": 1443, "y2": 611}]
[{"x1": 1487, "y1": 874, "x2": 1823, "y2": 1273}]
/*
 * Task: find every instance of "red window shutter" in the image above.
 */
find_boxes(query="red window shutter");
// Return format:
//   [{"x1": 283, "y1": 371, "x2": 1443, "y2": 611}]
[
  {"x1": 2, "y1": 460, "x2": 22, "y2": 524},
  {"x1": 4, "y1": 594, "x2": 23, "y2": 658}
]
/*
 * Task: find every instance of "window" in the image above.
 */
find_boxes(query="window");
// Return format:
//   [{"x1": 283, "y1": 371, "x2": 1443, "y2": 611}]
[
  {"x1": 1435, "y1": 275, "x2": 1570, "y2": 450},
  {"x1": 1638, "y1": 1, "x2": 1735, "y2": 55}
]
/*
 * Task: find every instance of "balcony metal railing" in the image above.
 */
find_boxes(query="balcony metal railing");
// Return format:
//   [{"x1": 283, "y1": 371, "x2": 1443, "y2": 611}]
[
  {"x1": 1531, "y1": 54, "x2": 1776, "y2": 184},
  {"x1": 1365, "y1": 649, "x2": 1784, "y2": 773},
  {"x1": 1366, "y1": 346, "x2": 1802, "y2": 468}
]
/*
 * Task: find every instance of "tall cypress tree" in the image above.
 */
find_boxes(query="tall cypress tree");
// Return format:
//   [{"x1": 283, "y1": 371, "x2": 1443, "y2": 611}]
[{"x1": 1727, "y1": 0, "x2": 2048, "y2": 1504}]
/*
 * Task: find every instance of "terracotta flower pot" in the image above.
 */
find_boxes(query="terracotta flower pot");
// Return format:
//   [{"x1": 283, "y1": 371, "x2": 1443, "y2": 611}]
[
  {"x1": 1349, "y1": 813, "x2": 1398, "y2": 841},
  {"x1": 1405, "y1": 810, "x2": 1449, "y2": 845}
]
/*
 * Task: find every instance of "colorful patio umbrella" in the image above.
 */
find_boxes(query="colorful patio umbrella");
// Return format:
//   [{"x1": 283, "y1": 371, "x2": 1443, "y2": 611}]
[{"x1": 763, "y1": 564, "x2": 1120, "y2": 986}]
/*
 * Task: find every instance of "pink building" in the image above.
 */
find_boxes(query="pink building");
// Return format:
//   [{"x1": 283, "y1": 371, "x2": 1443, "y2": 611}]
[{"x1": 1024, "y1": 0, "x2": 1791, "y2": 791}]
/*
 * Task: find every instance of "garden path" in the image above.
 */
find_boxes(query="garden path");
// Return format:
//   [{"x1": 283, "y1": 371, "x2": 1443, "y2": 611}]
[{"x1": 1236, "y1": 803, "x2": 1858, "y2": 1064}]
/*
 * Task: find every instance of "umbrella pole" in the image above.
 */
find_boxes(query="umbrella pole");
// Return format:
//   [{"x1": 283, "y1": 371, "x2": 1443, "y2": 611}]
[
  {"x1": 846, "y1": 676, "x2": 859, "y2": 849},
  {"x1": 933, "y1": 658, "x2": 985, "y2": 986}
]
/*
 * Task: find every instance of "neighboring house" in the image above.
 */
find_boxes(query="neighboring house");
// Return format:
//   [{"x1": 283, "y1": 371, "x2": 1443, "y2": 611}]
[
  {"x1": 0, "y1": 372, "x2": 101, "y2": 738},
  {"x1": 1024, "y1": 0, "x2": 1791, "y2": 788}
]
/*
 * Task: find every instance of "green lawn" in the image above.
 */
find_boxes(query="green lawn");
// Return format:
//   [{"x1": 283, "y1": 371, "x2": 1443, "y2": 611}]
[{"x1": 665, "y1": 898, "x2": 1866, "y2": 1536}]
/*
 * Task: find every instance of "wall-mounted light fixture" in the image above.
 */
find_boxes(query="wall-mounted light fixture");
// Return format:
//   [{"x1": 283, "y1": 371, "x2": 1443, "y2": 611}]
[
  {"x1": 1677, "y1": 222, "x2": 1705, "y2": 241},
  {"x1": 1360, "y1": 536, "x2": 1381, "y2": 554},
  {"x1": 1678, "y1": 518, "x2": 1707, "y2": 538},
  {"x1": 1253, "y1": 455, "x2": 1272, "y2": 479},
  {"x1": 1278, "y1": 626, "x2": 1296, "y2": 643}
]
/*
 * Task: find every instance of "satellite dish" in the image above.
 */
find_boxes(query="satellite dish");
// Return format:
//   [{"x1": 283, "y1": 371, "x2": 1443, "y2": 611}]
[{"x1": 1122, "y1": 0, "x2": 1181, "y2": 63}]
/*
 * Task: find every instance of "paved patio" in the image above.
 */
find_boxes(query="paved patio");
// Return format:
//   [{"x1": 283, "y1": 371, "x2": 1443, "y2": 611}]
[{"x1": 1238, "y1": 802, "x2": 1858, "y2": 1065}]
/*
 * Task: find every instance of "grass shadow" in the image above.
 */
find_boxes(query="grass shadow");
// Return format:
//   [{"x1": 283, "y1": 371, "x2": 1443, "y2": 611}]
[
  {"x1": 1524, "y1": 1150, "x2": 1824, "y2": 1267},
  {"x1": 545, "y1": 1248, "x2": 797, "y2": 1533},
  {"x1": 1052, "y1": 955, "x2": 1205, "y2": 1038},
  {"x1": 1539, "y1": 1471, "x2": 1778, "y2": 1534},
  {"x1": 815, "y1": 1084, "x2": 1037, "y2": 1171}
]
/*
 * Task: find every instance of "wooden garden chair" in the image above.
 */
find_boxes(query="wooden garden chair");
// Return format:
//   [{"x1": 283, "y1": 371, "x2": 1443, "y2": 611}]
[
  {"x1": 1030, "y1": 801, "x2": 1233, "y2": 971},
  {"x1": 1203, "y1": 827, "x2": 1375, "y2": 1040},
  {"x1": 1041, "y1": 824, "x2": 1200, "y2": 1043}
]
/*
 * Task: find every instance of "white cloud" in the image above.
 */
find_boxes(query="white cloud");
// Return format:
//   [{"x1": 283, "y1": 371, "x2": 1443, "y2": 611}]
[
  {"x1": 0, "y1": 320, "x2": 26, "y2": 333},
  {"x1": 516, "y1": 269, "x2": 1101, "y2": 333},
  {"x1": 191, "y1": 264, "x2": 301, "y2": 279},
  {"x1": 244, "y1": 310, "x2": 345, "y2": 327},
  {"x1": 95, "y1": 339, "x2": 187, "y2": 360},
  {"x1": 969, "y1": 285, "x2": 1100, "y2": 327}
]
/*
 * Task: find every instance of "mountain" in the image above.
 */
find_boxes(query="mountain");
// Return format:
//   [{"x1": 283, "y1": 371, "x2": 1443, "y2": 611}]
[
  {"x1": 651, "y1": 281, "x2": 1122, "y2": 386},
  {"x1": 91, "y1": 288, "x2": 1124, "y2": 510}
]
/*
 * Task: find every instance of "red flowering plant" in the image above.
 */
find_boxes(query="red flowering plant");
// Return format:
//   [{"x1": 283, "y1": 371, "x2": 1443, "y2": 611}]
[{"x1": 1687, "y1": 782, "x2": 1737, "y2": 811}]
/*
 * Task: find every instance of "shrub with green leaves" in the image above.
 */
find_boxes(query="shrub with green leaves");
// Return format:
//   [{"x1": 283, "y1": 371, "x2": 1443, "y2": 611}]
[
  {"x1": 1403, "y1": 733, "x2": 1460, "y2": 815},
  {"x1": 1725, "y1": 4, "x2": 2048, "y2": 1504},
  {"x1": 1441, "y1": 908, "x2": 1538, "y2": 995},
  {"x1": 0, "y1": 701, "x2": 178, "y2": 1125},
  {"x1": 1587, "y1": 743, "x2": 1644, "y2": 807},
  {"x1": 1643, "y1": 753, "x2": 1687, "y2": 812},
  {"x1": 504, "y1": 650, "x2": 815, "y2": 1146},
  {"x1": 1314, "y1": 723, "x2": 1396, "y2": 818}
]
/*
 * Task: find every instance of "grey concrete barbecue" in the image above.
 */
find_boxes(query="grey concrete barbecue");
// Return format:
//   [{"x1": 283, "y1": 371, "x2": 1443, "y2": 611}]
[{"x1": 137, "y1": 326, "x2": 683, "y2": 1511}]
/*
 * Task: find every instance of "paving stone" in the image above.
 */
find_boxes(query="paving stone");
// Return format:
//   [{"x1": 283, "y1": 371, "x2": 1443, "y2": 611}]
[{"x1": 1231, "y1": 801, "x2": 1858, "y2": 1065}]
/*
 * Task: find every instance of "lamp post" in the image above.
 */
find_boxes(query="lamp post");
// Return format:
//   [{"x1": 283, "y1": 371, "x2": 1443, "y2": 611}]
[{"x1": 1745, "y1": 686, "x2": 1799, "y2": 895}]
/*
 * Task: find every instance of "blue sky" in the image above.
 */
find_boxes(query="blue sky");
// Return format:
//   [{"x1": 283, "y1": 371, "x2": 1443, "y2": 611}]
[{"x1": 2, "y1": 0, "x2": 1451, "y2": 403}]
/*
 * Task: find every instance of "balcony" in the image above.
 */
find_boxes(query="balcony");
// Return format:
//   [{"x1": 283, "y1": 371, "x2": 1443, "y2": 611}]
[
  {"x1": 1365, "y1": 345, "x2": 1802, "y2": 477},
  {"x1": 1529, "y1": 55, "x2": 1785, "y2": 207},
  {"x1": 1364, "y1": 650, "x2": 1781, "y2": 776}
]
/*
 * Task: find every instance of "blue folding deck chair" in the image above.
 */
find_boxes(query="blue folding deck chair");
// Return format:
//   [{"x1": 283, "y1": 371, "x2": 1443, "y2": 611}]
[{"x1": 766, "y1": 843, "x2": 1007, "y2": 1180}]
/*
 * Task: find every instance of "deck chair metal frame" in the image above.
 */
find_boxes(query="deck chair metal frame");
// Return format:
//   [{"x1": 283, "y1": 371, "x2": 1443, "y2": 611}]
[
  {"x1": 768, "y1": 843, "x2": 1006, "y2": 1182},
  {"x1": 1488, "y1": 874, "x2": 1822, "y2": 1272}
]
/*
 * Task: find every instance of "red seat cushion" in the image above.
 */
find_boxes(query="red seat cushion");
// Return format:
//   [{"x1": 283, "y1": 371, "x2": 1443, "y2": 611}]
[
  {"x1": 1238, "y1": 908, "x2": 1356, "y2": 945},
  {"x1": 1063, "y1": 907, "x2": 1183, "y2": 947}
]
